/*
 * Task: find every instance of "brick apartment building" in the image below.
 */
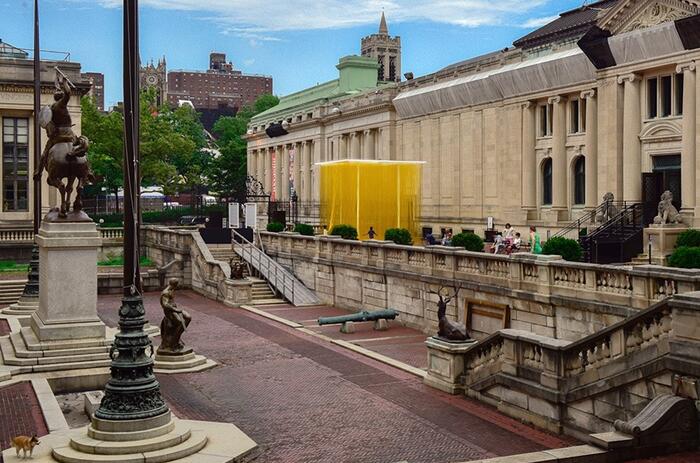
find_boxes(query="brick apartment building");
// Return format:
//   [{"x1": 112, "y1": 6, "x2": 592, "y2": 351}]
[
  {"x1": 167, "y1": 52, "x2": 272, "y2": 111},
  {"x1": 82, "y1": 71, "x2": 105, "y2": 111}
]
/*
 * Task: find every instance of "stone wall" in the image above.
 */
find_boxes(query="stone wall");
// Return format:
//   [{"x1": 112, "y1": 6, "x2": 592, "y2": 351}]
[{"x1": 260, "y1": 232, "x2": 700, "y2": 341}]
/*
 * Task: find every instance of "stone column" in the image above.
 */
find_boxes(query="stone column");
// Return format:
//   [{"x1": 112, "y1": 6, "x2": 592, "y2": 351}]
[
  {"x1": 549, "y1": 96, "x2": 567, "y2": 213},
  {"x1": 305, "y1": 141, "x2": 313, "y2": 202},
  {"x1": 339, "y1": 135, "x2": 347, "y2": 160},
  {"x1": 522, "y1": 102, "x2": 537, "y2": 211},
  {"x1": 677, "y1": 62, "x2": 696, "y2": 216},
  {"x1": 363, "y1": 129, "x2": 374, "y2": 160},
  {"x1": 581, "y1": 89, "x2": 598, "y2": 209},
  {"x1": 313, "y1": 139, "x2": 322, "y2": 203},
  {"x1": 618, "y1": 73, "x2": 642, "y2": 203},
  {"x1": 293, "y1": 143, "x2": 301, "y2": 198},
  {"x1": 350, "y1": 132, "x2": 360, "y2": 159},
  {"x1": 275, "y1": 145, "x2": 283, "y2": 200},
  {"x1": 265, "y1": 148, "x2": 273, "y2": 196}
]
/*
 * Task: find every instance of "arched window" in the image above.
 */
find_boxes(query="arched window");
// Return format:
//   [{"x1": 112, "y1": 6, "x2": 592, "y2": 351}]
[
  {"x1": 542, "y1": 158, "x2": 552, "y2": 206},
  {"x1": 574, "y1": 156, "x2": 586, "y2": 205}
]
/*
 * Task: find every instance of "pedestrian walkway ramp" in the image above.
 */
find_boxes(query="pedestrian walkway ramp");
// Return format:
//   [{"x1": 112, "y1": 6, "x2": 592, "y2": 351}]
[{"x1": 231, "y1": 230, "x2": 321, "y2": 307}]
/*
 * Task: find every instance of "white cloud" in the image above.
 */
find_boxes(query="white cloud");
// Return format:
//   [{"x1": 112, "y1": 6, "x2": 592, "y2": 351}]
[
  {"x1": 72, "y1": 0, "x2": 552, "y2": 38},
  {"x1": 520, "y1": 15, "x2": 559, "y2": 28}
]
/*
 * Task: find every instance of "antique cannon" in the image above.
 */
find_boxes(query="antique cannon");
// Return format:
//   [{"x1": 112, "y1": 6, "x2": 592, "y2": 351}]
[{"x1": 318, "y1": 309, "x2": 399, "y2": 333}]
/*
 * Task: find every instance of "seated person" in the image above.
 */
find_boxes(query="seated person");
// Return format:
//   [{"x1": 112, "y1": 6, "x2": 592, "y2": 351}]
[
  {"x1": 425, "y1": 234, "x2": 437, "y2": 246},
  {"x1": 511, "y1": 233, "x2": 522, "y2": 253},
  {"x1": 492, "y1": 233, "x2": 505, "y2": 254},
  {"x1": 503, "y1": 223, "x2": 514, "y2": 240}
]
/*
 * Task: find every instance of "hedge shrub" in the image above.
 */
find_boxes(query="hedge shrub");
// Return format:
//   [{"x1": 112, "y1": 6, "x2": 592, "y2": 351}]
[
  {"x1": 293, "y1": 223, "x2": 314, "y2": 236},
  {"x1": 542, "y1": 237, "x2": 583, "y2": 262},
  {"x1": 330, "y1": 224, "x2": 358, "y2": 240},
  {"x1": 668, "y1": 246, "x2": 700, "y2": 269},
  {"x1": 676, "y1": 229, "x2": 700, "y2": 248},
  {"x1": 384, "y1": 228, "x2": 413, "y2": 245},
  {"x1": 266, "y1": 222, "x2": 284, "y2": 232},
  {"x1": 451, "y1": 232, "x2": 484, "y2": 252}
]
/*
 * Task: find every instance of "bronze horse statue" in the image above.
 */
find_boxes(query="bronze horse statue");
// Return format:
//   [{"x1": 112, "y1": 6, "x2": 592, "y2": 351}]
[{"x1": 35, "y1": 69, "x2": 93, "y2": 219}]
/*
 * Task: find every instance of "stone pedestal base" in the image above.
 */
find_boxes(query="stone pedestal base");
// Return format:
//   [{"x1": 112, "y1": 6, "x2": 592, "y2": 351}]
[
  {"x1": 4, "y1": 410, "x2": 257, "y2": 463},
  {"x1": 640, "y1": 225, "x2": 689, "y2": 265},
  {"x1": 1, "y1": 294, "x2": 39, "y2": 316},
  {"x1": 424, "y1": 336, "x2": 477, "y2": 395},
  {"x1": 154, "y1": 348, "x2": 217, "y2": 374}
]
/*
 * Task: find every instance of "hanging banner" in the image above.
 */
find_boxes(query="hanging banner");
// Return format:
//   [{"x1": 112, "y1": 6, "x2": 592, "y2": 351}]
[
  {"x1": 228, "y1": 202, "x2": 239, "y2": 229},
  {"x1": 271, "y1": 151, "x2": 277, "y2": 201},
  {"x1": 245, "y1": 203, "x2": 258, "y2": 229},
  {"x1": 289, "y1": 147, "x2": 296, "y2": 198}
]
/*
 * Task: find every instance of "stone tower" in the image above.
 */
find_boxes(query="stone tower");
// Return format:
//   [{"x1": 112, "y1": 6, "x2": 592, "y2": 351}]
[
  {"x1": 140, "y1": 57, "x2": 167, "y2": 106},
  {"x1": 361, "y1": 12, "x2": 401, "y2": 83}
]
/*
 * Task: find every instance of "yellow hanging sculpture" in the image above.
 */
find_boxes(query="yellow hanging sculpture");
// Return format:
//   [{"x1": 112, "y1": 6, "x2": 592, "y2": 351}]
[{"x1": 320, "y1": 160, "x2": 423, "y2": 242}]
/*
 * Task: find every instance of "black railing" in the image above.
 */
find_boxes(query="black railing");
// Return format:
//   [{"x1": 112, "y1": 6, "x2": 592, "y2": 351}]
[
  {"x1": 552, "y1": 200, "x2": 629, "y2": 239},
  {"x1": 581, "y1": 203, "x2": 643, "y2": 264}
]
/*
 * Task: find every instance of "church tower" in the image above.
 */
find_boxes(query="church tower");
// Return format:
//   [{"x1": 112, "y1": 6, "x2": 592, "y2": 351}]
[
  {"x1": 140, "y1": 57, "x2": 168, "y2": 106},
  {"x1": 361, "y1": 12, "x2": 401, "y2": 82}
]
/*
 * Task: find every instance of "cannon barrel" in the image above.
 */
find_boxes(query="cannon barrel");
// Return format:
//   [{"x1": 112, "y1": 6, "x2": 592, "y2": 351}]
[{"x1": 318, "y1": 309, "x2": 398, "y2": 326}]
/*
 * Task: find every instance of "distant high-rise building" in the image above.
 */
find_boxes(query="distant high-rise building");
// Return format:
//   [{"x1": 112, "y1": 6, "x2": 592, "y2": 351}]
[
  {"x1": 82, "y1": 72, "x2": 105, "y2": 111},
  {"x1": 167, "y1": 52, "x2": 272, "y2": 111},
  {"x1": 140, "y1": 57, "x2": 168, "y2": 106},
  {"x1": 361, "y1": 12, "x2": 402, "y2": 82}
]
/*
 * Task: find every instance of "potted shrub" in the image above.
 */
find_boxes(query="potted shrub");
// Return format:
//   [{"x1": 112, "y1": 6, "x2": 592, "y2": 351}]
[
  {"x1": 329, "y1": 224, "x2": 358, "y2": 240},
  {"x1": 451, "y1": 232, "x2": 484, "y2": 252},
  {"x1": 668, "y1": 246, "x2": 700, "y2": 269},
  {"x1": 293, "y1": 223, "x2": 314, "y2": 236},
  {"x1": 542, "y1": 237, "x2": 583, "y2": 262},
  {"x1": 384, "y1": 228, "x2": 413, "y2": 245},
  {"x1": 266, "y1": 222, "x2": 284, "y2": 232}
]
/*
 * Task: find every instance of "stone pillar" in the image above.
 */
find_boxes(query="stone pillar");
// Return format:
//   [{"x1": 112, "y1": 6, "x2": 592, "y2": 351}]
[
  {"x1": 313, "y1": 139, "x2": 322, "y2": 203},
  {"x1": 522, "y1": 102, "x2": 537, "y2": 211},
  {"x1": 275, "y1": 145, "x2": 283, "y2": 200},
  {"x1": 677, "y1": 62, "x2": 696, "y2": 216},
  {"x1": 339, "y1": 135, "x2": 347, "y2": 160},
  {"x1": 305, "y1": 141, "x2": 313, "y2": 202},
  {"x1": 582, "y1": 89, "x2": 598, "y2": 209},
  {"x1": 293, "y1": 143, "x2": 301, "y2": 198},
  {"x1": 33, "y1": 221, "x2": 105, "y2": 341},
  {"x1": 550, "y1": 96, "x2": 568, "y2": 214},
  {"x1": 363, "y1": 129, "x2": 374, "y2": 160},
  {"x1": 350, "y1": 132, "x2": 360, "y2": 159},
  {"x1": 619, "y1": 73, "x2": 642, "y2": 203},
  {"x1": 266, "y1": 148, "x2": 273, "y2": 196}
]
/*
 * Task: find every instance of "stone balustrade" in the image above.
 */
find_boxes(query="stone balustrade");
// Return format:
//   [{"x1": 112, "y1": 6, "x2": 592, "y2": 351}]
[
  {"x1": 259, "y1": 232, "x2": 700, "y2": 339},
  {"x1": 0, "y1": 228, "x2": 34, "y2": 242},
  {"x1": 458, "y1": 292, "x2": 699, "y2": 434}
]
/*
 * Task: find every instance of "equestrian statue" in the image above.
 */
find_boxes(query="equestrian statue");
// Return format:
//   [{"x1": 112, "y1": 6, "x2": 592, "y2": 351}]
[{"x1": 33, "y1": 67, "x2": 93, "y2": 220}]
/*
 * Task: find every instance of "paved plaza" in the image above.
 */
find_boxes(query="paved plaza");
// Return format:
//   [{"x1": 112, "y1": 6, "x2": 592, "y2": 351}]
[{"x1": 98, "y1": 291, "x2": 569, "y2": 462}]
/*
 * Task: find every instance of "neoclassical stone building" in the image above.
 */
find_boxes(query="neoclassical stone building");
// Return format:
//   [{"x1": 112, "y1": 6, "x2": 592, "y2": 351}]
[{"x1": 247, "y1": 1, "x2": 700, "y2": 235}]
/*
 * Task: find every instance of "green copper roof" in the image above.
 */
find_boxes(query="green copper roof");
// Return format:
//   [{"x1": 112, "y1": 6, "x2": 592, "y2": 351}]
[{"x1": 251, "y1": 55, "x2": 380, "y2": 124}]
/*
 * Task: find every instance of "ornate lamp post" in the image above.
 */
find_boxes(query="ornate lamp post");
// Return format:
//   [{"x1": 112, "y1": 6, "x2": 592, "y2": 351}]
[{"x1": 95, "y1": 0, "x2": 169, "y2": 421}]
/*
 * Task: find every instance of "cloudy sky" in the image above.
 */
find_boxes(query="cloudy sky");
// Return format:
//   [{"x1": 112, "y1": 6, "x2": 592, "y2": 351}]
[{"x1": 2, "y1": 0, "x2": 585, "y2": 107}]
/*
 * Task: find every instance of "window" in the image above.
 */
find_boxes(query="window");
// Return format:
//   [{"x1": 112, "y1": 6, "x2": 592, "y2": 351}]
[
  {"x1": 647, "y1": 73, "x2": 683, "y2": 119},
  {"x1": 539, "y1": 103, "x2": 553, "y2": 137},
  {"x1": 569, "y1": 98, "x2": 586, "y2": 134},
  {"x1": 2, "y1": 117, "x2": 29, "y2": 212},
  {"x1": 542, "y1": 158, "x2": 552, "y2": 206},
  {"x1": 574, "y1": 157, "x2": 585, "y2": 205}
]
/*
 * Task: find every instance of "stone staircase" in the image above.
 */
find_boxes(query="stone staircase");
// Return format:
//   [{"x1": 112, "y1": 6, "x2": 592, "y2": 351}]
[
  {"x1": 0, "y1": 326, "x2": 111, "y2": 374},
  {"x1": 207, "y1": 244, "x2": 285, "y2": 305},
  {"x1": 0, "y1": 279, "x2": 26, "y2": 307}
]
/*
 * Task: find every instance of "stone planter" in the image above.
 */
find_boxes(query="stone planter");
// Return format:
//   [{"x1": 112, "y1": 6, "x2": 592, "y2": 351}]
[{"x1": 424, "y1": 336, "x2": 477, "y2": 394}]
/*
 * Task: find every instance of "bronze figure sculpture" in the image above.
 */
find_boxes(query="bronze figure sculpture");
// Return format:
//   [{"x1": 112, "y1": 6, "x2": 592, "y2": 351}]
[
  {"x1": 157, "y1": 278, "x2": 192, "y2": 354},
  {"x1": 653, "y1": 190, "x2": 683, "y2": 225},
  {"x1": 434, "y1": 285, "x2": 470, "y2": 341},
  {"x1": 34, "y1": 68, "x2": 92, "y2": 220}
]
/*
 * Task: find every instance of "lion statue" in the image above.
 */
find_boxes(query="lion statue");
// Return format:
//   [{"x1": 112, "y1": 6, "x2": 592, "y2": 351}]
[
  {"x1": 596, "y1": 192, "x2": 618, "y2": 223},
  {"x1": 653, "y1": 190, "x2": 683, "y2": 225}
]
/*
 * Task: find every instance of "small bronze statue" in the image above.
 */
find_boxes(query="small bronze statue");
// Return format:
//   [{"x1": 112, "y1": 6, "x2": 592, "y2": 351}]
[
  {"x1": 230, "y1": 259, "x2": 246, "y2": 280},
  {"x1": 34, "y1": 68, "x2": 93, "y2": 220},
  {"x1": 653, "y1": 190, "x2": 683, "y2": 225},
  {"x1": 157, "y1": 278, "x2": 192, "y2": 354},
  {"x1": 435, "y1": 285, "x2": 470, "y2": 341}
]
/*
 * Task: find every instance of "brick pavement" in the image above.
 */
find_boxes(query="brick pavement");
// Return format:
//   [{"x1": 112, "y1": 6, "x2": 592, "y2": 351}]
[
  {"x1": 97, "y1": 291, "x2": 573, "y2": 463},
  {"x1": 0, "y1": 320, "x2": 9, "y2": 337},
  {"x1": 258, "y1": 304, "x2": 430, "y2": 369},
  {"x1": 0, "y1": 381, "x2": 49, "y2": 463}
]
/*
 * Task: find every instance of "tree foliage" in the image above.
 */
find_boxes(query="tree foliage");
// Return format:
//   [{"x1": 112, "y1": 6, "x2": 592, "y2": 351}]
[{"x1": 209, "y1": 94, "x2": 279, "y2": 201}]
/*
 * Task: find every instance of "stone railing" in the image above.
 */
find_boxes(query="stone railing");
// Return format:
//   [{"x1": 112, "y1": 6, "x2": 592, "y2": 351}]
[
  {"x1": 0, "y1": 228, "x2": 34, "y2": 242},
  {"x1": 142, "y1": 225, "x2": 231, "y2": 302},
  {"x1": 99, "y1": 227, "x2": 124, "y2": 240},
  {"x1": 460, "y1": 292, "x2": 700, "y2": 434},
  {"x1": 260, "y1": 232, "x2": 700, "y2": 310}
]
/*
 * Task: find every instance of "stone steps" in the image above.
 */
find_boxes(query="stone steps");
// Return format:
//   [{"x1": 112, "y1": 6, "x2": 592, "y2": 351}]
[
  {"x1": 0, "y1": 280, "x2": 26, "y2": 306},
  {"x1": 71, "y1": 420, "x2": 193, "y2": 455}
]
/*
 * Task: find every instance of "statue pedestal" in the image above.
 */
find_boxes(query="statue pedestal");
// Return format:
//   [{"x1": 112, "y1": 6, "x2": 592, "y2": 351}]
[
  {"x1": 424, "y1": 336, "x2": 477, "y2": 395},
  {"x1": 0, "y1": 221, "x2": 110, "y2": 377},
  {"x1": 641, "y1": 225, "x2": 688, "y2": 265},
  {"x1": 154, "y1": 347, "x2": 217, "y2": 374}
]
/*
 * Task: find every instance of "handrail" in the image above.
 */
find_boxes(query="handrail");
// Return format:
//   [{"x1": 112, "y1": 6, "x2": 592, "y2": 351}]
[
  {"x1": 584, "y1": 203, "x2": 642, "y2": 240},
  {"x1": 552, "y1": 201, "x2": 628, "y2": 239},
  {"x1": 232, "y1": 229, "x2": 320, "y2": 306}
]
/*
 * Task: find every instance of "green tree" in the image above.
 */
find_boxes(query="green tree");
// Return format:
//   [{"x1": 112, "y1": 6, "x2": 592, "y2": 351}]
[{"x1": 208, "y1": 93, "x2": 279, "y2": 201}]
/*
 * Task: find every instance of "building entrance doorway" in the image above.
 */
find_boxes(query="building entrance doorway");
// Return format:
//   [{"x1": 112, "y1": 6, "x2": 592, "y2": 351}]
[{"x1": 642, "y1": 155, "x2": 681, "y2": 226}]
